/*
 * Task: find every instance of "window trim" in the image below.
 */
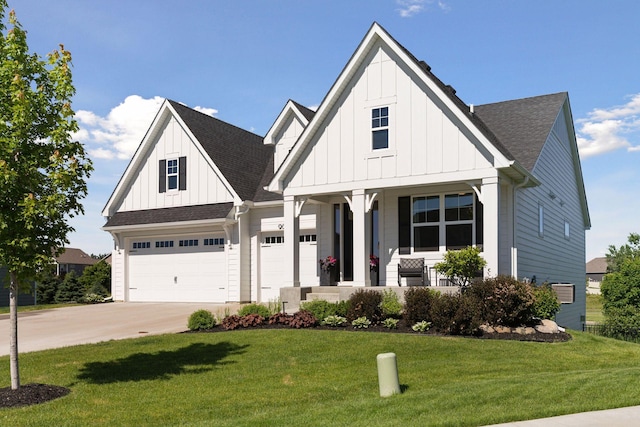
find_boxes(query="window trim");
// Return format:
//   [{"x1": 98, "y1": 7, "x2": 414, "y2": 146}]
[
  {"x1": 538, "y1": 203, "x2": 545, "y2": 237},
  {"x1": 408, "y1": 192, "x2": 481, "y2": 253},
  {"x1": 167, "y1": 158, "x2": 179, "y2": 191},
  {"x1": 371, "y1": 106, "x2": 389, "y2": 150}
]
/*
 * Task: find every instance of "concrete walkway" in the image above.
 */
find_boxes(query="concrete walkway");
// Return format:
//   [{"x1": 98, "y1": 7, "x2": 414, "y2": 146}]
[
  {"x1": 0, "y1": 302, "x2": 239, "y2": 356},
  {"x1": 484, "y1": 405, "x2": 640, "y2": 426}
]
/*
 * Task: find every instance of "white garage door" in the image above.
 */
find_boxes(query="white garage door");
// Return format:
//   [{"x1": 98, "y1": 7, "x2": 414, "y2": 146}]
[
  {"x1": 260, "y1": 233, "x2": 284, "y2": 303},
  {"x1": 128, "y1": 236, "x2": 227, "y2": 302},
  {"x1": 260, "y1": 231, "x2": 318, "y2": 303}
]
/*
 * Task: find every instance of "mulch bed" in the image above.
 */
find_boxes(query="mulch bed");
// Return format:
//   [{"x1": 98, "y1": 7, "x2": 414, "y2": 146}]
[
  {"x1": 0, "y1": 383, "x2": 70, "y2": 409},
  {"x1": 189, "y1": 319, "x2": 573, "y2": 343}
]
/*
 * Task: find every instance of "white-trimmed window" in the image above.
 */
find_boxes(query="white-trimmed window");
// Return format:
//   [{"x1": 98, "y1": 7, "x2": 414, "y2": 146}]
[
  {"x1": 299, "y1": 234, "x2": 317, "y2": 242},
  {"x1": 538, "y1": 203, "x2": 545, "y2": 237},
  {"x1": 264, "y1": 236, "x2": 284, "y2": 244},
  {"x1": 564, "y1": 220, "x2": 570, "y2": 240},
  {"x1": 402, "y1": 192, "x2": 482, "y2": 253},
  {"x1": 167, "y1": 159, "x2": 178, "y2": 190},
  {"x1": 155, "y1": 240, "x2": 174, "y2": 248},
  {"x1": 204, "y1": 238, "x2": 225, "y2": 246},
  {"x1": 179, "y1": 239, "x2": 199, "y2": 247},
  {"x1": 132, "y1": 241, "x2": 150, "y2": 249},
  {"x1": 371, "y1": 107, "x2": 389, "y2": 150}
]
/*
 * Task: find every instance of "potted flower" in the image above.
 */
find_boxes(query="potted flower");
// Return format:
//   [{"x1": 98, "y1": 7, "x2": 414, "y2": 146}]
[
  {"x1": 319, "y1": 255, "x2": 338, "y2": 286},
  {"x1": 369, "y1": 254, "x2": 379, "y2": 286}
]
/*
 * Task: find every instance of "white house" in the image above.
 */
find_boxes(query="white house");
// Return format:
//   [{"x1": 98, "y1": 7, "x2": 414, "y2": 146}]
[{"x1": 102, "y1": 23, "x2": 589, "y2": 329}]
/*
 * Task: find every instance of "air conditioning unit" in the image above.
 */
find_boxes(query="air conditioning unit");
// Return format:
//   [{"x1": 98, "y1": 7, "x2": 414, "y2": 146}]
[{"x1": 551, "y1": 284, "x2": 575, "y2": 304}]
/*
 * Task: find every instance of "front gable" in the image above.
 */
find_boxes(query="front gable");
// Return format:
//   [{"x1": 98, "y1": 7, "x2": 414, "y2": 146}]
[
  {"x1": 264, "y1": 100, "x2": 312, "y2": 173},
  {"x1": 102, "y1": 101, "x2": 238, "y2": 217},
  {"x1": 269, "y1": 23, "x2": 516, "y2": 194}
]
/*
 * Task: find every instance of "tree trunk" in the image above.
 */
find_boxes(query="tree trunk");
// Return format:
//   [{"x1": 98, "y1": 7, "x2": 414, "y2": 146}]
[{"x1": 9, "y1": 271, "x2": 20, "y2": 390}]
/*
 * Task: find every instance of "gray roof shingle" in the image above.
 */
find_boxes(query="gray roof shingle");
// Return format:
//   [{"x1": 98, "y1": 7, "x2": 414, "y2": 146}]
[
  {"x1": 104, "y1": 203, "x2": 234, "y2": 228},
  {"x1": 168, "y1": 100, "x2": 274, "y2": 201}
]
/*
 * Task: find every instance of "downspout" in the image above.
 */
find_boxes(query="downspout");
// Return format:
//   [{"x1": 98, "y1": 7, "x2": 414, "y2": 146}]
[{"x1": 511, "y1": 176, "x2": 530, "y2": 278}]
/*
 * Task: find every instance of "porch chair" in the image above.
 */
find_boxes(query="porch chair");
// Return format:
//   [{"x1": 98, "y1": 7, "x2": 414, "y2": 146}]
[{"x1": 397, "y1": 258, "x2": 427, "y2": 286}]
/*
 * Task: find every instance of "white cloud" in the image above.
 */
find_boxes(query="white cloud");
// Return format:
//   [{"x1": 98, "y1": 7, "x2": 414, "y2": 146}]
[
  {"x1": 76, "y1": 95, "x2": 165, "y2": 160},
  {"x1": 576, "y1": 93, "x2": 640, "y2": 158},
  {"x1": 396, "y1": 0, "x2": 449, "y2": 17},
  {"x1": 194, "y1": 106, "x2": 218, "y2": 116}
]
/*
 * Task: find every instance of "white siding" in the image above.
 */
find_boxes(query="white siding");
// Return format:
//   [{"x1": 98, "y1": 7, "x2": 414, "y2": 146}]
[
  {"x1": 284, "y1": 43, "x2": 493, "y2": 192},
  {"x1": 111, "y1": 249, "x2": 125, "y2": 301},
  {"x1": 274, "y1": 114, "x2": 306, "y2": 173},
  {"x1": 515, "y1": 105, "x2": 586, "y2": 329},
  {"x1": 118, "y1": 116, "x2": 234, "y2": 212}
]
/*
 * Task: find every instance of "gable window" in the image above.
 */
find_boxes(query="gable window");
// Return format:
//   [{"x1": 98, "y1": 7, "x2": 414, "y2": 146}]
[
  {"x1": 159, "y1": 156, "x2": 187, "y2": 193},
  {"x1": 398, "y1": 192, "x2": 483, "y2": 254},
  {"x1": 372, "y1": 107, "x2": 389, "y2": 150}
]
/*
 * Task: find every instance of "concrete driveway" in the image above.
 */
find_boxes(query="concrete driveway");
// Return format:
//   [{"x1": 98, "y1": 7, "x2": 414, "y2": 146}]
[{"x1": 0, "y1": 302, "x2": 240, "y2": 356}]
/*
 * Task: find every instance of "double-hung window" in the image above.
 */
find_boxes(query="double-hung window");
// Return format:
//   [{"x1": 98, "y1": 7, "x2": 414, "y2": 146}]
[
  {"x1": 167, "y1": 159, "x2": 178, "y2": 190},
  {"x1": 159, "y1": 156, "x2": 187, "y2": 193},
  {"x1": 371, "y1": 107, "x2": 389, "y2": 150}
]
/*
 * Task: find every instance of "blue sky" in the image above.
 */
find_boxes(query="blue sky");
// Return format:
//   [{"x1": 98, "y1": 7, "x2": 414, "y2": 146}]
[{"x1": 10, "y1": 0, "x2": 640, "y2": 260}]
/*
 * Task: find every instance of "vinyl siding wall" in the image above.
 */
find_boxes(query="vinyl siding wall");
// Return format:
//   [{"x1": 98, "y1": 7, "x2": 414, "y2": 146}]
[
  {"x1": 515, "y1": 106, "x2": 587, "y2": 329},
  {"x1": 118, "y1": 116, "x2": 234, "y2": 212}
]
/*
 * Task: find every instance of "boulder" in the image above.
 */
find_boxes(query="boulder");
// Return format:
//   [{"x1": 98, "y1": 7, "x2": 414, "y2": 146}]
[
  {"x1": 479, "y1": 324, "x2": 495, "y2": 334},
  {"x1": 535, "y1": 319, "x2": 560, "y2": 334}
]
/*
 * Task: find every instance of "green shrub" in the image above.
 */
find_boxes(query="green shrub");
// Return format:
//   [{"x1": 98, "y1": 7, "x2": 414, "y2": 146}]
[
  {"x1": 467, "y1": 275, "x2": 535, "y2": 327},
  {"x1": 238, "y1": 303, "x2": 271, "y2": 318},
  {"x1": 335, "y1": 300, "x2": 350, "y2": 317},
  {"x1": 322, "y1": 315, "x2": 347, "y2": 327},
  {"x1": 429, "y1": 292, "x2": 459, "y2": 333},
  {"x1": 434, "y1": 246, "x2": 487, "y2": 287},
  {"x1": 382, "y1": 318, "x2": 399, "y2": 329},
  {"x1": 81, "y1": 293, "x2": 105, "y2": 304},
  {"x1": 79, "y1": 261, "x2": 111, "y2": 295},
  {"x1": 412, "y1": 320, "x2": 431, "y2": 333},
  {"x1": 55, "y1": 271, "x2": 84, "y2": 303},
  {"x1": 380, "y1": 289, "x2": 403, "y2": 318},
  {"x1": 403, "y1": 287, "x2": 437, "y2": 325},
  {"x1": 36, "y1": 269, "x2": 60, "y2": 304},
  {"x1": 532, "y1": 283, "x2": 561, "y2": 320},
  {"x1": 301, "y1": 299, "x2": 341, "y2": 320},
  {"x1": 188, "y1": 310, "x2": 216, "y2": 331},
  {"x1": 351, "y1": 316, "x2": 371, "y2": 329},
  {"x1": 347, "y1": 289, "x2": 382, "y2": 322}
]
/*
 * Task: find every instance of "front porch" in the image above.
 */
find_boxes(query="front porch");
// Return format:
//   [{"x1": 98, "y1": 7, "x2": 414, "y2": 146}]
[{"x1": 280, "y1": 285, "x2": 461, "y2": 313}]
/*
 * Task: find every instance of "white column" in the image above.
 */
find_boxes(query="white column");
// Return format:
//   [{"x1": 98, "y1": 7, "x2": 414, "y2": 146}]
[
  {"x1": 284, "y1": 195, "x2": 300, "y2": 287},
  {"x1": 352, "y1": 189, "x2": 369, "y2": 287},
  {"x1": 482, "y1": 176, "x2": 500, "y2": 277}
]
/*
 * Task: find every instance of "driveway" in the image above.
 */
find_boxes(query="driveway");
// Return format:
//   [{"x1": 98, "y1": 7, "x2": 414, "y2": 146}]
[{"x1": 0, "y1": 302, "x2": 241, "y2": 356}]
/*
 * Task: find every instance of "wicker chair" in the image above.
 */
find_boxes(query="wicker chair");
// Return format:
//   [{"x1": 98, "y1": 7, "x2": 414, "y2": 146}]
[{"x1": 397, "y1": 258, "x2": 426, "y2": 286}]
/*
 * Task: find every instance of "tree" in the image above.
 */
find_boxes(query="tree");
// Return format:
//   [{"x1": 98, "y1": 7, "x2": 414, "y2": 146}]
[
  {"x1": 601, "y1": 233, "x2": 640, "y2": 336},
  {"x1": 55, "y1": 270, "x2": 84, "y2": 303},
  {"x1": 434, "y1": 246, "x2": 487, "y2": 287},
  {"x1": 0, "y1": 2, "x2": 92, "y2": 389},
  {"x1": 79, "y1": 260, "x2": 111, "y2": 296}
]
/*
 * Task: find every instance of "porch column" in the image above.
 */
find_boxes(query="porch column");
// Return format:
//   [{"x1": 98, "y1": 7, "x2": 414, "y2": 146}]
[
  {"x1": 352, "y1": 189, "x2": 370, "y2": 287},
  {"x1": 482, "y1": 176, "x2": 499, "y2": 277},
  {"x1": 283, "y1": 195, "x2": 300, "y2": 287}
]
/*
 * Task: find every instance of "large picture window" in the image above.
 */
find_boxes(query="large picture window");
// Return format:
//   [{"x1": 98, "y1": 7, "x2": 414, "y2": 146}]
[{"x1": 399, "y1": 192, "x2": 482, "y2": 253}]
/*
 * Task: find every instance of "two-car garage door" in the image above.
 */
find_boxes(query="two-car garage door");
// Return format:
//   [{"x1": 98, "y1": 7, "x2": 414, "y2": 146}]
[{"x1": 128, "y1": 236, "x2": 227, "y2": 302}]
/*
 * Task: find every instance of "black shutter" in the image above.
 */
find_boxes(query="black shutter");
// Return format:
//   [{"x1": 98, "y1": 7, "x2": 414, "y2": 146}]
[
  {"x1": 179, "y1": 156, "x2": 187, "y2": 191},
  {"x1": 398, "y1": 196, "x2": 411, "y2": 255},
  {"x1": 159, "y1": 159, "x2": 166, "y2": 193},
  {"x1": 475, "y1": 194, "x2": 483, "y2": 248}
]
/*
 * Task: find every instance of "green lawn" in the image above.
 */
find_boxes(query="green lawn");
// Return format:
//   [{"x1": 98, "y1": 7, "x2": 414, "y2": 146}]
[
  {"x1": 0, "y1": 303, "x2": 79, "y2": 315},
  {"x1": 586, "y1": 294, "x2": 605, "y2": 323},
  {"x1": 1, "y1": 329, "x2": 640, "y2": 426}
]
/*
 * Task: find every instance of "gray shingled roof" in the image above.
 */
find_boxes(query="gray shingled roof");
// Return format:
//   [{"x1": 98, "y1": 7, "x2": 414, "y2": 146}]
[
  {"x1": 290, "y1": 100, "x2": 316, "y2": 122},
  {"x1": 168, "y1": 100, "x2": 274, "y2": 201},
  {"x1": 474, "y1": 93, "x2": 568, "y2": 172},
  {"x1": 586, "y1": 257, "x2": 609, "y2": 274},
  {"x1": 104, "y1": 203, "x2": 233, "y2": 228},
  {"x1": 55, "y1": 248, "x2": 99, "y2": 266}
]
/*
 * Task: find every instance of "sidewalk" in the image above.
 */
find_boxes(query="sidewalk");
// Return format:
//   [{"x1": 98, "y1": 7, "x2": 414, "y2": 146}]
[{"x1": 485, "y1": 405, "x2": 640, "y2": 426}]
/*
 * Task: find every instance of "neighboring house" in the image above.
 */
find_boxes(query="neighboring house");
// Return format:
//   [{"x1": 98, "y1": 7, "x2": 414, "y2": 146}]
[
  {"x1": 102, "y1": 23, "x2": 589, "y2": 329},
  {"x1": 0, "y1": 266, "x2": 36, "y2": 307},
  {"x1": 586, "y1": 257, "x2": 608, "y2": 295},
  {"x1": 54, "y1": 248, "x2": 99, "y2": 277}
]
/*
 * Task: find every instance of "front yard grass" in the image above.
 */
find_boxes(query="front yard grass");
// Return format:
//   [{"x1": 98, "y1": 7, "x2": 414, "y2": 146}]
[{"x1": 1, "y1": 329, "x2": 640, "y2": 426}]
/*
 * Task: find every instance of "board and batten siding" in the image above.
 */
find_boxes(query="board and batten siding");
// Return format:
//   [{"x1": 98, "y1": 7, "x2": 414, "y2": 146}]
[
  {"x1": 515, "y1": 106, "x2": 586, "y2": 330},
  {"x1": 118, "y1": 116, "x2": 234, "y2": 212},
  {"x1": 111, "y1": 249, "x2": 125, "y2": 301},
  {"x1": 284, "y1": 42, "x2": 493, "y2": 192},
  {"x1": 274, "y1": 113, "x2": 306, "y2": 173}
]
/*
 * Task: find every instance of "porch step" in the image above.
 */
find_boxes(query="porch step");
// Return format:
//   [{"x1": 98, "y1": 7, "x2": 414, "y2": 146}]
[{"x1": 304, "y1": 293, "x2": 341, "y2": 303}]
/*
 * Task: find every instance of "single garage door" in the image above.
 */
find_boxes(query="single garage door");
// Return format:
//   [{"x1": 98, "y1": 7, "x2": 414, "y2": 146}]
[
  {"x1": 128, "y1": 236, "x2": 227, "y2": 302},
  {"x1": 260, "y1": 233, "x2": 284, "y2": 303},
  {"x1": 260, "y1": 231, "x2": 318, "y2": 302}
]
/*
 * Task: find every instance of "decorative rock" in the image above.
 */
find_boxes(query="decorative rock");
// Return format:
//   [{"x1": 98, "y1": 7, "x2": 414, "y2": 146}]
[
  {"x1": 479, "y1": 324, "x2": 495, "y2": 334},
  {"x1": 514, "y1": 327, "x2": 536, "y2": 335},
  {"x1": 494, "y1": 326, "x2": 511, "y2": 334},
  {"x1": 535, "y1": 319, "x2": 560, "y2": 334}
]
